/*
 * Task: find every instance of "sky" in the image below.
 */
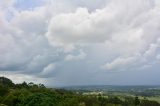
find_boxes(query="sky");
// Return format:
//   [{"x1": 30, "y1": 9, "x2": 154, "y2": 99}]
[{"x1": 0, "y1": 0, "x2": 160, "y2": 87}]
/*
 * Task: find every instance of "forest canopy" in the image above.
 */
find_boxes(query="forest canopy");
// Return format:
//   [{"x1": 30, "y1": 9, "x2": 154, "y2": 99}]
[{"x1": 0, "y1": 77, "x2": 160, "y2": 106}]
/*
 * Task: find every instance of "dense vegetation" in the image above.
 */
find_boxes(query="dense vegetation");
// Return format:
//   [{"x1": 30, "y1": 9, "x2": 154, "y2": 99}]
[{"x1": 0, "y1": 77, "x2": 160, "y2": 106}]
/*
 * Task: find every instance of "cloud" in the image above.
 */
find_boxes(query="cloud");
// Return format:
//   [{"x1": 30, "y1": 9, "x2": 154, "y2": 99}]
[
  {"x1": 46, "y1": 7, "x2": 111, "y2": 46},
  {"x1": 0, "y1": 0, "x2": 14, "y2": 9},
  {"x1": 101, "y1": 56, "x2": 139, "y2": 71},
  {"x1": 65, "y1": 50, "x2": 86, "y2": 61},
  {"x1": 0, "y1": 2, "x2": 64, "y2": 75},
  {"x1": 102, "y1": 37, "x2": 160, "y2": 71},
  {"x1": 40, "y1": 63, "x2": 57, "y2": 77},
  {"x1": 45, "y1": 0, "x2": 160, "y2": 57},
  {"x1": 144, "y1": 38, "x2": 160, "y2": 58},
  {"x1": 156, "y1": 54, "x2": 160, "y2": 60},
  {"x1": 0, "y1": 0, "x2": 160, "y2": 86},
  {"x1": 0, "y1": 71, "x2": 46, "y2": 84}
]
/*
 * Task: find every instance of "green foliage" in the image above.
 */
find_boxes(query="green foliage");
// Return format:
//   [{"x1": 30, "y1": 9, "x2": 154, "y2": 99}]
[
  {"x1": 1, "y1": 93, "x2": 17, "y2": 106},
  {"x1": 58, "y1": 98, "x2": 79, "y2": 106},
  {"x1": 80, "y1": 96, "x2": 98, "y2": 106},
  {"x1": 0, "y1": 77, "x2": 14, "y2": 87},
  {"x1": 17, "y1": 93, "x2": 55, "y2": 106},
  {"x1": 0, "y1": 104, "x2": 7, "y2": 106},
  {"x1": 0, "y1": 77, "x2": 160, "y2": 106},
  {"x1": 123, "y1": 97, "x2": 135, "y2": 106},
  {"x1": 140, "y1": 99, "x2": 160, "y2": 106},
  {"x1": 134, "y1": 96, "x2": 140, "y2": 106},
  {"x1": 98, "y1": 94, "x2": 107, "y2": 106},
  {"x1": 0, "y1": 85, "x2": 9, "y2": 96},
  {"x1": 107, "y1": 96, "x2": 122, "y2": 104}
]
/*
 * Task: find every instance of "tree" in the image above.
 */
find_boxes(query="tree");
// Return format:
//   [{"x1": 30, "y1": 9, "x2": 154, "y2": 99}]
[
  {"x1": 140, "y1": 100, "x2": 160, "y2": 106},
  {"x1": 98, "y1": 94, "x2": 107, "y2": 106},
  {"x1": 38, "y1": 83, "x2": 45, "y2": 88},
  {"x1": 108, "y1": 96, "x2": 123, "y2": 104},
  {"x1": 134, "y1": 96, "x2": 140, "y2": 106},
  {"x1": 123, "y1": 97, "x2": 134, "y2": 106},
  {"x1": 18, "y1": 93, "x2": 55, "y2": 106},
  {"x1": 0, "y1": 77, "x2": 14, "y2": 87},
  {"x1": 0, "y1": 85, "x2": 9, "y2": 96}
]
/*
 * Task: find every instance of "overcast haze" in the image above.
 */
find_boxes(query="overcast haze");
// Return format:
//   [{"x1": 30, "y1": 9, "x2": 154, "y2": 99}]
[{"x1": 0, "y1": 0, "x2": 160, "y2": 87}]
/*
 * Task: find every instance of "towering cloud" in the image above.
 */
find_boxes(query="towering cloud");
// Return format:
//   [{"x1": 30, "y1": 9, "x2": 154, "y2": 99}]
[{"x1": 0, "y1": 0, "x2": 160, "y2": 86}]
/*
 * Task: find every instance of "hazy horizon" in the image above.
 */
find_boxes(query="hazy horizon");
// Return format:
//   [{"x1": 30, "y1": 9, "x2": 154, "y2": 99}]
[{"x1": 0, "y1": 0, "x2": 160, "y2": 87}]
